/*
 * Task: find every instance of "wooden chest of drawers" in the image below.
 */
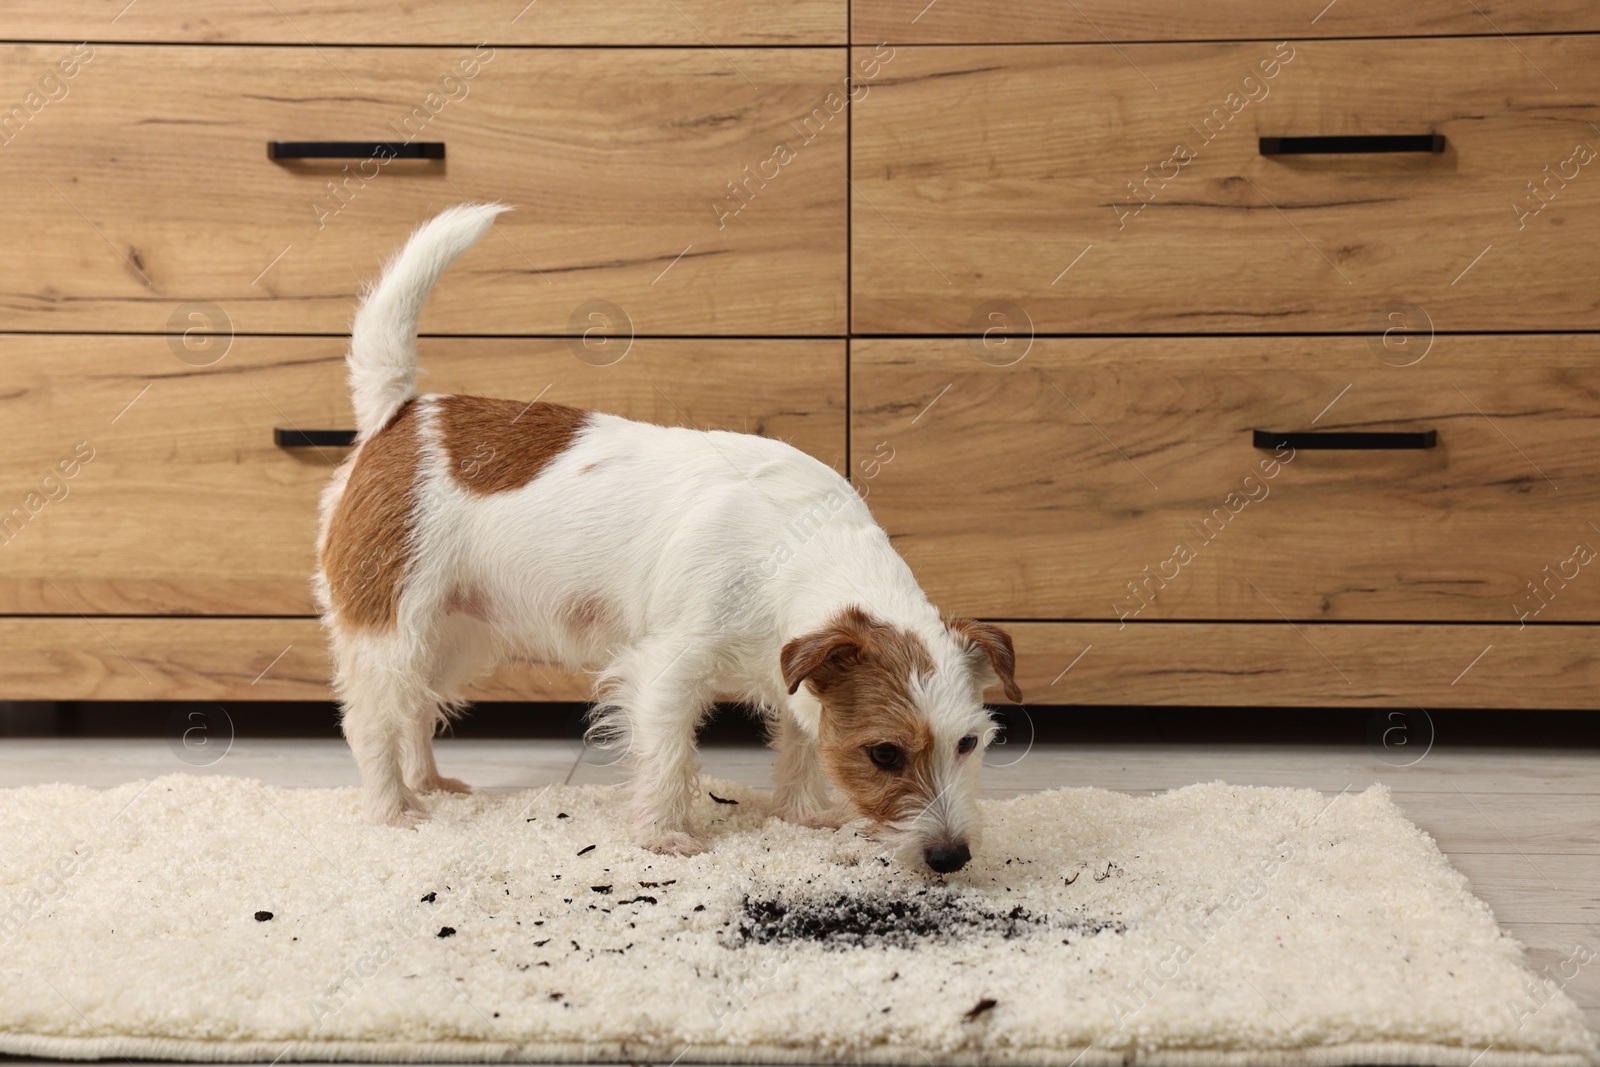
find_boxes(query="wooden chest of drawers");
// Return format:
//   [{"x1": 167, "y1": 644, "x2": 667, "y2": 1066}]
[
  {"x1": 851, "y1": 37, "x2": 1600, "y2": 333},
  {"x1": 0, "y1": 44, "x2": 845, "y2": 334},
  {"x1": 852, "y1": 336, "x2": 1600, "y2": 622},
  {"x1": 1, "y1": 2, "x2": 1596, "y2": 708}
]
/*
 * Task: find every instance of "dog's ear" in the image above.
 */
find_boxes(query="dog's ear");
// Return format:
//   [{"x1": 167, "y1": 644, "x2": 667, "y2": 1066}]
[
  {"x1": 945, "y1": 618, "x2": 1023, "y2": 703},
  {"x1": 781, "y1": 609, "x2": 873, "y2": 695}
]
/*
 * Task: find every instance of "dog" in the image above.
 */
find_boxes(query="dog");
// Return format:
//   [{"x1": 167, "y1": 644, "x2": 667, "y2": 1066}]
[{"x1": 315, "y1": 204, "x2": 1024, "y2": 874}]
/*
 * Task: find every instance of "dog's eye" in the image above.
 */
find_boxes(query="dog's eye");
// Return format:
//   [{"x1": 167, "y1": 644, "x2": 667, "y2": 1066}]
[
  {"x1": 867, "y1": 743, "x2": 903, "y2": 771},
  {"x1": 957, "y1": 735, "x2": 978, "y2": 755}
]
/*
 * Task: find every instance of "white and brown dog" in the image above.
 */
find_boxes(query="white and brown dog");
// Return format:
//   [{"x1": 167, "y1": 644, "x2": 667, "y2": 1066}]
[{"x1": 315, "y1": 205, "x2": 1023, "y2": 873}]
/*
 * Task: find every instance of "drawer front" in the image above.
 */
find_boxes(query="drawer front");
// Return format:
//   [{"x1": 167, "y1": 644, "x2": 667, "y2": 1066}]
[
  {"x1": 5, "y1": 618, "x2": 1596, "y2": 708},
  {"x1": 0, "y1": 336, "x2": 845, "y2": 616},
  {"x1": 1009, "y1": 622, "x2": 1600, "y2": 709},
  {"x1": 0, "y1": 618, "x2": 589, "y2": 702},
  {"x1": 855, "y1": 1, "x2": 1599, "y2": 44},
  {"x1": 852, "y1": 336, "x2": 1600, "y2": 622},
  {"x1": 852, "y1": 38, "x2": 1600, "y2": 333},
  {"x1": 13, "y1": 1, "x2": 845, "y2": 45},
  {"x1": 0, "y1": 45, "x2": 845, "y2": 334}
]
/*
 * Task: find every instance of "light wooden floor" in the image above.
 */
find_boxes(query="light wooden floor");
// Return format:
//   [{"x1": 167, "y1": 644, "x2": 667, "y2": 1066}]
[{"x1": 3, "y1": 736, "x2": 1596, "y2": 1035}]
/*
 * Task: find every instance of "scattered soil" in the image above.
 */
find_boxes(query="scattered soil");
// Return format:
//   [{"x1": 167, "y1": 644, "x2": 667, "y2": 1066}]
[{"x1": 730, "y1": 889, "x2": 1121, "y2": 950}]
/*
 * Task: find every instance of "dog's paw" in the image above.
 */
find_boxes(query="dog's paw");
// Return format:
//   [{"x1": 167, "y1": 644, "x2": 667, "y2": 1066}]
[
  {"x1": 637, "y1": 829, "x2": 707, "y2": 856},
  {"x1": 773, "y1": 800, "x2": 853, "y2": 830},
  {"x1": 392, "y1": 806, "x2": 431, "y2": 829},
  {"x1": 415, "y1": 776, "x2": 471, "y2": 795},
  {"x1": 367, "y1": 795, "x2": 430, "y2": 828}
]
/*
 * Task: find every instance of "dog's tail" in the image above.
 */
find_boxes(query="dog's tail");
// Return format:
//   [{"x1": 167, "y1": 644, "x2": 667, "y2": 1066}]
[{"x1": 347, "y1": 203, "x2": 511, "y2": 439}]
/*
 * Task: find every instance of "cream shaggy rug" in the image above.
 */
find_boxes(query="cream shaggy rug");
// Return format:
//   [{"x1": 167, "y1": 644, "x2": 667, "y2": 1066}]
[{"x1": 1, "y1": 775, "x2": 1595, "y2": 1067}]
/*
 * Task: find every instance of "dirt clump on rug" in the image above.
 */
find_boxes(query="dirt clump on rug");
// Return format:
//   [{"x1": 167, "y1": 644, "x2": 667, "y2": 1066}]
[{"x1": 733, "y1": 888, "x2": 1126, "y2": 950}]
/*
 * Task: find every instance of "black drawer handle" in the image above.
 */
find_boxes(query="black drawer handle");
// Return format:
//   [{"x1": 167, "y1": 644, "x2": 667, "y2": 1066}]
[
  {"x1": 268, "y1": 141, "x2": 445, "y2": 160},
  {"x1": 1259, "y1": 134, "x2": 1445, "y2": 156},
  {"x1": 1254, "y1": 429, "x2": 1437, "y2": 450},
  {"x1": 276, "y1": 429, "x2": 358, "y2": 447}
]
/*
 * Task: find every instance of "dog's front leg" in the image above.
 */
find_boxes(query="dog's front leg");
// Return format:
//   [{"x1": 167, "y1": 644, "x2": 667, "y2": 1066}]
[
  {"x1": 607, "y1": 643, "x2": 712, "y2": 856},
  {"x1": 771, "y1": 712, "x2": 851, "y2": 829},
  {"x1": 628, "y1": 711, "x2": 708, "y2": 856}
]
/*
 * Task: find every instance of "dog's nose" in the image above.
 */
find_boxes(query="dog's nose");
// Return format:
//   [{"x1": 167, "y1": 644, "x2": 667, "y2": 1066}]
[{"x1": 925, "y1": 843, "x2": 971, "y2": 873}]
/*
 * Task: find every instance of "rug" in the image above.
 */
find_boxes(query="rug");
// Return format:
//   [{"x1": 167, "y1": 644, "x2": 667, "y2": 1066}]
[{"x1": 1, "y1": 774, "x2": 1594, "y2": 1067}]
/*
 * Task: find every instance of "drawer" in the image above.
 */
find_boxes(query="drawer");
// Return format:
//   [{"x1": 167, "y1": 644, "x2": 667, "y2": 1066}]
[
  {"x1": 851, "y1": 336, "x2": 1600, "y2": 622},
  {"x1": 12, "y1": 0, "x2": 845, "y2": 45},
  {"x1": 0, "y1": 335, "x2": 845, "y2": 616},
  {"x1": 855, "y1": 1, "x2": 1598, "y2": 44},
  {"x1": 1010, "y1": 622, "x2": 1600, "y2": 709},
  {"x1": 0, "y1": 45, "x2": 845, "y2": 334},
  {"x1": 5, "y1": 618, "x2": 1596, "y2": 708},
  {"x1": 0, "y1": 618, "x2": 589, "y2": 702},
  {"x1": 851, "y1": 38, "x2": 1600, "y2": 333}
]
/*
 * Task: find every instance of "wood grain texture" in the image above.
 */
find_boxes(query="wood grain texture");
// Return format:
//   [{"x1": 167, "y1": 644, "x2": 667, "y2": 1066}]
[
  {"x1": 0, "y1": 618, "x2": 589, "y2": 701},
  {"x1": 1006, "y1": 622, "x2": 1600, "y2": 710},
  {"x1": 0, "y1": 335, "x2": 845, "y2": 616},
  {"x1": 1502, "y1": 924, "x2": 1600, "y2": 1011},
  {"x1": 969, "y1": 748, "x2": 1600, "y2": 798},
  {"x1": 1449, "y1": 855, "x2": 1600, "y2": 923},
  {"x1": 0, "y1": 738, "x2": 580, "y2": 791},
  {"x1": 10, "y1": 0, "x2": 845, "y2": 45},
  {"x1": 1389, "y1": 794, "x2": 1600, "y2": 855},
  {"x1": 3, "y1": 618, "x2": 1594, "y2": 707},
  {"x1": 0, "y1": 44, "x2": 846, "y2": 334},
  {"x1": 854, "y1": 0, "x2": 1600, "y2": 44},
  {"x1": 9, "y1": 736, "x2": 1600, "y2": 805},
  {"x1": 971, "y1": 754, "x2": 1600, "y2": 804},
  {"x1": 851, "y1": 37, "x2": 1600, "y2": 333},
  {"x1": 852, "y1": 336, "x2": 1600, "y2": 622}
]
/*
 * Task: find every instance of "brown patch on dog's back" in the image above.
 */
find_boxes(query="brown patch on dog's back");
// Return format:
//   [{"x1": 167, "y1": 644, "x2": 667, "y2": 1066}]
[
  {"x1": 322, "y1": 401, "x2": 423, "y2": 631},
  {"x1": 436, "y1": 396, "x2": 589, "y2": 495},
  {"x1": 782, "y1": 607, "x2": 937, "y2": 824}
]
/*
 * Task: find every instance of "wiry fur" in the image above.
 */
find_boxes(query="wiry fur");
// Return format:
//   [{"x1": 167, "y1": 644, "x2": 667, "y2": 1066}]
[
  {"x1": 348, "y1": 203, "x2": 511, "y2": 440},
  {"x1": 317, "y1": 205, "x2": 1023, "y2": 871}
]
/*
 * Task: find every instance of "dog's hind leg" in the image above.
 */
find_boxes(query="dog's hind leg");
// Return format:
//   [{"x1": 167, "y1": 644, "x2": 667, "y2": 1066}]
[
  {"x1": 334, "y1": 628, "x2": 435, "y2": 827},
  {"x1": 402, "y1": 703, "x2": 470, "y2": 796},
  {"x1": 597, "y1": 639, "x2": 715, "y2": 856},
  {"x1": 404, "y1": 615, "x2": 498, "y2": 795},
  {"x1": 402, "y1": 714, "x2": 469, "y2": 795}
]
